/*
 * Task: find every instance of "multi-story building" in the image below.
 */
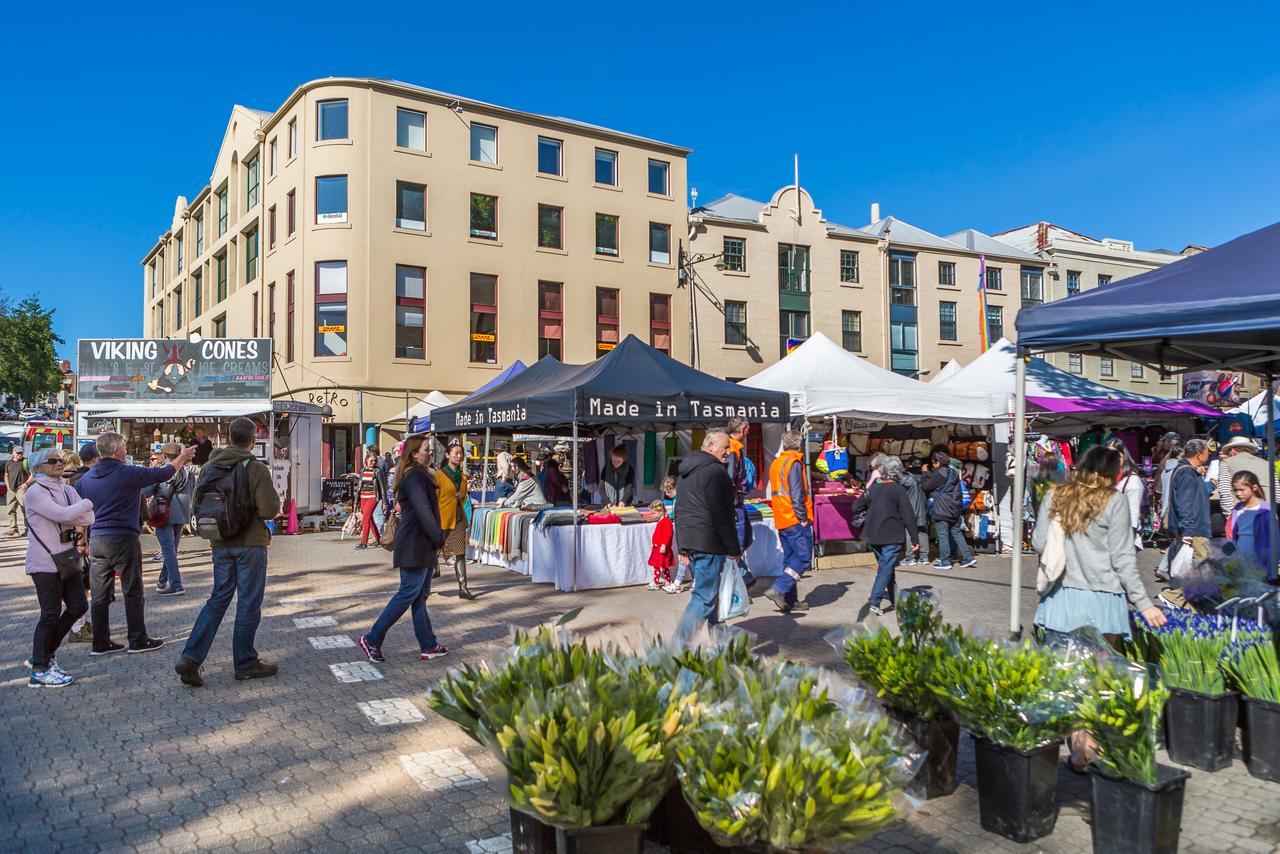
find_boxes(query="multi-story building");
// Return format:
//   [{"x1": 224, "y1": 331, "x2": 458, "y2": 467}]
[
  {"x1": 686, "y1": 187, "x2": 1042, "y2": 381},
  {"x1": 994, "y1": 222, "x2": 1204, "y2": 393},
  {"x1": 141, "y1": 78, "x2": 690, "y2": 474}
]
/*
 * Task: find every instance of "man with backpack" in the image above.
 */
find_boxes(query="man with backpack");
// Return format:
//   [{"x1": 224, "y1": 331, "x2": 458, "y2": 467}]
[
  {"x1": 143, "y1": 443, "x2": 195, "y2": 596},
  {"x1": 176, "y1": 417, "x2": 281, "y2": 687},
  {"x1": 922, "y1": 447, "x2": 977, "y2": 570},
  {"x1": 75, "y1": 432, "x2": 196, "y2": 655}
]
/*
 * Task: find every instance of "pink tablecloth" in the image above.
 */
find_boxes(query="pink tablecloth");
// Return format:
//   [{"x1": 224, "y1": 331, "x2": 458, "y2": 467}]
[{"x1": 814, "y1": 493, "x2": 863, "y2": 542}]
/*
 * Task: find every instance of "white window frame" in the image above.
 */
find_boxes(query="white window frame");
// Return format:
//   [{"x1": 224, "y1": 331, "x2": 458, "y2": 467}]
[{"x1": 396, "y1": 108, "x2": 427, "y2": 151}]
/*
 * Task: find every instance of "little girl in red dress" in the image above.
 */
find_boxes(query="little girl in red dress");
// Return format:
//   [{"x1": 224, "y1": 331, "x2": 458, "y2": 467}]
[{"x1": 647, "y1": 499, "x2": 675, "y2": 590}]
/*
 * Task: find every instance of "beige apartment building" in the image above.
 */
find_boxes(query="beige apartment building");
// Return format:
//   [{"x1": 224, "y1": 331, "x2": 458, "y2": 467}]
[
  {"x1": 687, "y1": 187, "x2": 1040, "y2": 381},
  {"x1": 994, "y1": 222, "x2": 1204, "y2": 394},
  {"x1": 141, "y1": 78, "x2": 689, "y2": 474}
]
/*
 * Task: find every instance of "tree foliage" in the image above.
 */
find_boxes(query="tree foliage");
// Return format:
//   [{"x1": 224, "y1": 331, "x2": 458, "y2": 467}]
[{"x1": 0, "y1": 293, "x2": 64, "y2": 405}]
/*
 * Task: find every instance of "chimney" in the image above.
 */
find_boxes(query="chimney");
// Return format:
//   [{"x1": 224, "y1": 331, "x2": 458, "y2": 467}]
[{"x1": 870, "y1": 202, "x2": 880, "y2": 223}]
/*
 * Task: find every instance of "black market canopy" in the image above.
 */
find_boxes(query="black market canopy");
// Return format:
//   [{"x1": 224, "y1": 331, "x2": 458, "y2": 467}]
[{"x1": 430, "y1": 335, "x2": 791, "y2": 432}]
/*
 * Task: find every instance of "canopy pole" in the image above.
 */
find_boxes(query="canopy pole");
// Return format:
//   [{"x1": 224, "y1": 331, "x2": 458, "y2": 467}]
[
  {"x1": 1009, "y1": 349, "x2": 1029, "y2": 637},
  {"x1": 482, "y1": 427, "x2": 492, "y2": 502},
  {"x1": 1267, "y1": 372, "x2": 1277, "y2": 583},
  {"x1": 572, "y1": 421, "x2": 580, "y2": 592}
]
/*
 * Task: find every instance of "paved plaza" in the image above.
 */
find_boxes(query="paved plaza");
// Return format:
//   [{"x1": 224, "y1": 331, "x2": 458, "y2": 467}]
[{"x1": 3, "y1": 531, "x2": 1280, "y2": 852}]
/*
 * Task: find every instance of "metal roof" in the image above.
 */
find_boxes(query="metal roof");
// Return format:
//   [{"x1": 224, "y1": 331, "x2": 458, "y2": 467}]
[
  {"x1": 860, "y1": 216, "x2": 967, "y2": 252},
  {"x1": 692, "y1": 193, "x2": 767, "y2": 223},
  {"x1": 946, "y1": 229, "x2": 1044, "y2": 263}
]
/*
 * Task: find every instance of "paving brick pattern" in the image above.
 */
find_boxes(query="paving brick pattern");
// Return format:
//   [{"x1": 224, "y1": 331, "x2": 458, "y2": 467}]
[
  {"x1": 3, "y1": 531, "x2": 1280, "y2": 852},
  {"x1": 307, "y1": 634, "x2": 356, "y2": 650},
  {"x1": 358, "y1": 697, "x2": 426, "y2": 726},
  {"x1": 330, "y1": 661, "x2": 384, "y2": 683}
]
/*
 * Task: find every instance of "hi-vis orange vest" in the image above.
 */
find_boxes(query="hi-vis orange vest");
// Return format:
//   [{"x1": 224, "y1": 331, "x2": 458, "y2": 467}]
[{"x1": 769, "y1": 450, "x2": 813, "y2": 530}]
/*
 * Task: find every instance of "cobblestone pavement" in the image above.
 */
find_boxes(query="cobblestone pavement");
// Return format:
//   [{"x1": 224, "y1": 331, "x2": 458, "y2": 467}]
[{"x1": 3, "y1": 531, "x2": 1280, "y2": 852}]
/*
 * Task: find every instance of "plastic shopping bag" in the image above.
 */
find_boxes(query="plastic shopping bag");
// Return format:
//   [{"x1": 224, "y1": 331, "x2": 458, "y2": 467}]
[
  {"x1": 1169, "y1": 541, "x2": 1194, "y2": 582},
  {"x1": 718, "y1": 559, "x2": 751, "y2": 620}
]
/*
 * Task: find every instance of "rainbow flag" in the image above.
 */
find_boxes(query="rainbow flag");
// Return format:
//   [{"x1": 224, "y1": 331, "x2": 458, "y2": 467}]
[{"x1": 977, "y1": 254, "x2": 990, "y2": 351}]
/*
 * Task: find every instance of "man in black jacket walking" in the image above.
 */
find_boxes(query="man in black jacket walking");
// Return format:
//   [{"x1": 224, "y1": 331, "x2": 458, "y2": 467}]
[{"x1": 675, "y1": 430, "x2": 739, "y2": 636}]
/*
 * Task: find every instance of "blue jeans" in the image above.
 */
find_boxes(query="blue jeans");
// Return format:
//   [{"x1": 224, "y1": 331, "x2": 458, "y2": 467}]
[
  {"x1": 734, "y1": 506, "x2": 755, "y2": 577},
  {"x1": 933, "y1": 519, "x2": 973, "y2": 565},
  {"x1": 155, "y1": 523, "x2": 184, "y2": 590},
  {"x1": 366, "y1": 567, "x2": 437, "y2": 651},
  {"x1": 868, "y1": 543, "x2": 903, "y2": 606},
  {"x1": 182, "y1": 546, "x2": 267, "y2": 672},
  {"x1": 771, "y1": 525, "x2": 814, "y2": 606},
  {"x1": 677, "y1": 552, "x2": 725, "y2": 637}
]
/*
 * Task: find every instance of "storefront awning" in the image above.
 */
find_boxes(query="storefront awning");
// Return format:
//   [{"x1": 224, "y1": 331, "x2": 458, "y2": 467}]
[{"x1": 84, "y1": 402, "x2": 272, "y2": 420}]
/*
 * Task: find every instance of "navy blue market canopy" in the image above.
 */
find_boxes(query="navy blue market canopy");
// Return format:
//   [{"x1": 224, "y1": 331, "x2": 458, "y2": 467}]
[
  {"x1": 1016, "y1": 220, "x2": 1280, "y2": 374},
  {"x1": 430, "y1": 335, "x2": 791, "y2": 432},
  {"x1": 408, "y1": 359, "x2": 528, "y2": 434}
]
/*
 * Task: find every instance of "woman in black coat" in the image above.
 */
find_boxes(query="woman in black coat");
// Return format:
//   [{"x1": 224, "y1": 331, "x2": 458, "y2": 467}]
[
  {"x1": 359, "y1": 434, "x2": 449, "y2": 663},
  {"x1": 850, "y1": 455, "x2": 917, "y2": 619}
]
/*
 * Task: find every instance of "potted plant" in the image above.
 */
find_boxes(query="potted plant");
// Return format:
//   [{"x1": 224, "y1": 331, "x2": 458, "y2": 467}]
[
  {"x1": 1077, "y1": 656, "x2": 1188, "y2": 854},
  {"x1": 928, "y1": 635, "x2": 1079, "y2": 842},
  {"x1": 1224, "y1": 639, "x2": 1280, "y2": 781},
  {"x1": 834, "y1": 592, "x2": 960, "y2": 799}
]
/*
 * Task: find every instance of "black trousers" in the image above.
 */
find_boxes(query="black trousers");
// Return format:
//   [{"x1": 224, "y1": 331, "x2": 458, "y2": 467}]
[
  {"x1": 89, "y1": 535, "x2": 147, "y2": 647},
  {"x1": 31, "y1": 571, "x2": 88, "y2": 668}
]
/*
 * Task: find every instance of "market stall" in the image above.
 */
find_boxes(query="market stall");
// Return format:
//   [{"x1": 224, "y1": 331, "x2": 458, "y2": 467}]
[{"x1": 430, "y1": 335, "x2": 792, "y2": 590}]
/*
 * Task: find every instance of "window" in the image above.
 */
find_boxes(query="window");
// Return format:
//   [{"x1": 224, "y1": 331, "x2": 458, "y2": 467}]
[
  {"x1": 595, "y1": 214, "x2": 619, "y2": 256},
  {"x1": 1068, "y1": 353, "x2": 1082, "y2": 374},
  {"x1": 987, "y1": 266, "x2": 1003, "y2": 290},
  {"x1": 151, "y1": 259, "x2": 159, "y2": 295},
  {"x1": 469, "y1": 193, "x2": 498, "y2": 240},
  {"x1": 938, "y1": 261, "x2": 956, "y2": 286},
  {"x1": 194, "y1": 214, "x2": 204, "y2": 255},
  {"x1": 267, "y1": 281, "x2": 276, "y2": 342},
  {"x1": 215, "y1": 253, "x2": 227, "y2": 302},
  {"x1": 470, "y1": 123, "x2": 497, "y2": 164},
  {"x1": 890, "y1": 320, "x2": 919, "y2": 376},
  {"x1": 842, "y1": 310, "x2": 862, "y2": 352},
  {"x1": 217, "y1": 187, "x2": 228, "y2": 236},
  {"x1": 156, "y1": 302, "x2": 165, "y2": 337},
  {"x1": 315, "y1": 261, "x2": 348, "y2": 357},
  {"x1": 1098, "y1": 274, "x2": 1112, "y2": 287},
  {"x1": 469, "y1": 274, "x2": 498, "y2": 363},
  {"x1": 1066, "y1": 270, "x2": 1081, "y2": 297},
  {"x1": 779, "y1": 309, "x2": 810, "y2": 359},
  {"x1": 537, "y1": 204, "x2": 563, "y2": 249},
  {"x1": 840, "y1": 249, "x2": 859, "y2": 283},
  {"x1": 723, "y1": 237, "x2": 746, "y2": 272},
  {"x1": 538, "y1": 137, "x2": 562, "y2": 175},
  {"x1": 648, "y1": 159, "x2": 669, "y2": 195},
  {"x1": 649, "y1": 222, "x2": 671, "y2": 264},
  {"x1": 287, "y1": 117, "x2": 297, "y2": 158},
  {"x1": 595, "y1": 148, "x2": 618, "y2": 185},
  {"x1": 725, "y1": 301, "x2": 748, "y2": 346},
  {"x1": 286, "y1": 270, "x2": 295, "y2": 362},
  {"x1": 1020, "y1": 267, "x2": 1044, "y2": 306},
  {"x1": 316, "y1": 175, "x2": 348, "y2": 224},
  {"x1": 778, "y1": 244, "x2": 811, "y2": 292},
  {"x1": 939, "y1": 301, "x2": 957, "y2": 341},
  {"x1": 252, "y1": 290, "x2": 259, "y2": 337},
  {"x1": 268, "y1": 206, "x2": 277, "y2": 249},
  {"x1": 317, "y1": 99, "x2": 348, "y2": 141},
  {"x1": 1131, "y1": 361, "x2": 1144, "y2": 378},
  {"x1": 1100, "y1": 357, "x2": 1114, "y2": 377},
  {"x1": 244, "y1": 229, "x2": 259, "y2": 281},
  {"x1": 174, "y1": 285, "x2": 183, "y2": 328},
  {"x1": 212, "y1": 314, "x2": 226, "y2": 339},
  {"x1": 395, "y1": 265, "x2": 426, "y2": 359},
  {"x1": 985, "y1": 305, "x2": 1004, "y2": 342},
  {"x1": 286, "y1": 189, "x2": 296, "y2": 236},
  {"x1": 396, "y1": 108, "x2": 426, "y2": 150},
  {"x1": 889, "y1": 253, "x2": 916, "y2": 305},
  {"x1": 396, "y1": 181, "x2": 426, "y2": 230},
  {"x1": 596, "y1": 287, "x2": 620, "y2": 358},
  {"x1": 537, "y1": 281, "x2": 563, "y2": 359},
  {"x1": 245, "y1": 155, "x2": 259, "y2": 209},
  {"x1": 175, "y1": 230, "x2": 183, "y2": 272},
  {"x1": 193, "y1": 272, "x2": 202, "y2": 317},
  {"x1": 650, "y1": 293, "x2": 671, "y2": 353},
  {"x1": 269, "y1": 137, "x2": 277, "y2": 175}
]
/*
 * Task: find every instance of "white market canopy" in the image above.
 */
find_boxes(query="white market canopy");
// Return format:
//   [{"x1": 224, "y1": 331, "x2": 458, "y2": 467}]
[
  {"x1": 740, "y1": 332, "x2": 1000, "y2": 424},
  {"x1": 932, "y1": 359, "x2": 962, "y2": 384},
  {"x1": 1236, "y1": 388, "x2": 1280, "y2": 429},
  {"x1": 405, "y1": 390, "x2": 454, "y2": 421}
]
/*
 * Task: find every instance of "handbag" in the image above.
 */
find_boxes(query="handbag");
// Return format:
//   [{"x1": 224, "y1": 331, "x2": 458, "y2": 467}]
[
  {"x1": 1036, "y1": 516, "x2": 1067, "y2": 594},
  {"x1": 24, "y1": 497, "x2": 84, "y2": 582},
  {"x1": 379, "y1": 510, "x2": 399, "y2": 551}
]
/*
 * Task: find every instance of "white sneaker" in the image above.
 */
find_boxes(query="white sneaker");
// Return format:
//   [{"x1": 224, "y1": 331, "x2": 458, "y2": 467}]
[
  {"x1": 29, "y1": 668, "x2": 73, "y2": 688},
  {"x1": 661, "y1": 582, "x2": 681, "y2": 594},
  {"x1": 645, "y1": 581, "x2": 660, "y2": 590}
]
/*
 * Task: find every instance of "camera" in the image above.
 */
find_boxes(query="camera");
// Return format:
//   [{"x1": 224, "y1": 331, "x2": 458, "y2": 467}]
[{"x1": 59, "y1": 529, "x2": 81, "y2": 545}]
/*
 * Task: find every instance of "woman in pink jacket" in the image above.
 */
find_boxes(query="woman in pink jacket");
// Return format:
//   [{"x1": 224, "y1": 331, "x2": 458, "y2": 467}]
[{"x1": 24, "y1": 447, "x2": 95, "y2": 687}]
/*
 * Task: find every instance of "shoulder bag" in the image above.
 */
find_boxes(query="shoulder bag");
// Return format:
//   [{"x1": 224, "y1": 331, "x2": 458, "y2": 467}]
[{"x1": 25, "y1": 485, "x2": 86, "y2": 581}]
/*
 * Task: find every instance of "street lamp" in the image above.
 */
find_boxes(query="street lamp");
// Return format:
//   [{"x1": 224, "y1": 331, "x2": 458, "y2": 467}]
[{"x1": 677, "y1": 246, "x2": 727, "y2": 370}]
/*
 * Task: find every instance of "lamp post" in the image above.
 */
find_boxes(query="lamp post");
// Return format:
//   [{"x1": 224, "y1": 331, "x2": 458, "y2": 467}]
[{"x1": 677, "y1": 243, "x2": 727, "y2": 370}]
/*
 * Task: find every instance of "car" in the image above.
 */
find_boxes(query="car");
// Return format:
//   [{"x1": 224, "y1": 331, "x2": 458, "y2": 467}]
[{"x1": 19, "y1": 409, "x2": 43, "y2": 421}]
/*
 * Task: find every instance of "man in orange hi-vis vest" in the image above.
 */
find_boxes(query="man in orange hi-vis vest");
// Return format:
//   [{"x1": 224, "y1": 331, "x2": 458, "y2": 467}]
[{"x1": 764, "y1": 430, "x2": 813, "y2": 613}]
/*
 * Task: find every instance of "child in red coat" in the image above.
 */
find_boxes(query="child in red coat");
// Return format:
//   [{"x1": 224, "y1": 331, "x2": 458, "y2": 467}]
[{"x1": 647, "y1": 499, "x2": 675, "y2": 589}]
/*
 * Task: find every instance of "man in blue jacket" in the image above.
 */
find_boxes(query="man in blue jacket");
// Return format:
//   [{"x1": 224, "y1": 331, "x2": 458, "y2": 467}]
[
  {"x1": 77, "y1": 432, "x2": 195, "y2": 655},
  {"x1": 1167, "y1": 438, "x2": 1212, "y2": 569}
]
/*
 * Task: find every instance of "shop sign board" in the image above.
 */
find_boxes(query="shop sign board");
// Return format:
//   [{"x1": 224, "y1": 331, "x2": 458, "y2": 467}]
[
  {"x1": 1182, "y1": 371, "x2": 1243, "y2": 409},
  {"x1": 78, "y1": 338, "x2": 272, "y2": 401}
]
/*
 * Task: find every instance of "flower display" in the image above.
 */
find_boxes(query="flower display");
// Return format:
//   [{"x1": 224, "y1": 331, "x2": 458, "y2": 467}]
[
  {"x1": 1133, "y1": 609, "x2": 1270, "y2": 694},
  {"x1": 1076, "y1": 658, "x2": 1168, "y2": 785},
  {"x1": 1224, "y1": 640, "x2": 1280, "y2": 703}
]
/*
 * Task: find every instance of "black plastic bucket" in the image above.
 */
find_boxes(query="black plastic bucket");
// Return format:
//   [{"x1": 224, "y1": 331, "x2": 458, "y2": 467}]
[
  {"x1": 1164, "y1": 687, "x2": 1238, "y2": 771},
  {"x1": 554, "y1": 823, "x2": 645, "y2": 854},
  {"x1": 971, "y1": 735, "x2": 1061, "y2": 843},
  {"x1": 887, "y1": 707, "x2": 960, "y2": 799},
  {"x1": 1090, "y1": 764, "x2": 1190, "y2": 854},
  {"x1": 644, "y1": 785, "x2": 727, "y2": 853},
  {"x1": 510, "y1": 808, "x2": 557, "y2": 854},
  {"x1": 1242, "y1": 696, "x2": 1280, "y2": 782}
]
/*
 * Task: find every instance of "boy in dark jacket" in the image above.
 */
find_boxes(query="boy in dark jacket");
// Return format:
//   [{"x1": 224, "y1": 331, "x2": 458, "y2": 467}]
[{"x1": 674, "y1": 431, "x2": 739, "y2": 636}]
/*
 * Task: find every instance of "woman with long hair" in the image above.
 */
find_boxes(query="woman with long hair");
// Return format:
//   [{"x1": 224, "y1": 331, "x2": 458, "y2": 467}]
[
  {"x1": 358, "y1": 434, "x2": 448, "y2": 663},
  {"x1": 1227, "y1": 470, "x2": 1274, "y2": 573},
  {"x1": 1104, "y1": 437, "x2": 1144, "y2": 550},
  {"x1": 435, "y1": 442, "x2": 476, "y2": 599}
]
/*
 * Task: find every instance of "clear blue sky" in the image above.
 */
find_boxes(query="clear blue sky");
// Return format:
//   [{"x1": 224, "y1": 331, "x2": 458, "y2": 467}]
[{"x1": 4, "y1": 3, "x2": 1279, "y2": 362}]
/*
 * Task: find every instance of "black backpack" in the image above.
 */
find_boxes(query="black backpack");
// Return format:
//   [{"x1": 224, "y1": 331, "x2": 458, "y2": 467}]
[
  {"x1": 928, "y1": 469, "x2": 963, "y2": 521},
  {"x1": 193, "y1": 460, "x2": 255, "y2": 540}
]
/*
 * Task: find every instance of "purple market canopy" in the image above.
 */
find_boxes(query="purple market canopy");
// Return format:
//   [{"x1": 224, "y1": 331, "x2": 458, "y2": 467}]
[{"x1": 1026, "y1": 397, "x2": 1220, "y2": 417}]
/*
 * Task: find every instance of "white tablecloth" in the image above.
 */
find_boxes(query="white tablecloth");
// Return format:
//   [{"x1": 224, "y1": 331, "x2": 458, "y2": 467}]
[{"x1": 471, "y1": 518, "x2": 783, "y2": 591}]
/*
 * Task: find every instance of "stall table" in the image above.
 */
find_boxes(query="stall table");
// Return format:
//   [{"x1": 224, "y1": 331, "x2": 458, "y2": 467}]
[{"x1": 814, "y1": 492, "x2": 864, "y2": 542}]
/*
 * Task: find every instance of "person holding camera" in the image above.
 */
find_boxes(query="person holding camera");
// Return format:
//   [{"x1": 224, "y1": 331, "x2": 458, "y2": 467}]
[
  {"x1": 142, "y1": 442, "x2": 196, "y2": 596},
  {"x1": 24, "y1": 448, "x2": 95, "y2": 687}
]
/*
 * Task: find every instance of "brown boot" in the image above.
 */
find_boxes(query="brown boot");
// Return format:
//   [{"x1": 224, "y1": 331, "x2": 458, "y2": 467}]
[{"x1": 455, "y1": 557, "x2": 477, "y2": 600}]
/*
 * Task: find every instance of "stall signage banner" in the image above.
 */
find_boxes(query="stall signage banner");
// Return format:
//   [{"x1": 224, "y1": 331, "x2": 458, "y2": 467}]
[
  {"x1": 440, "y1": 394, "x2": 786, "y2": 429},
  {"x1": 321, "y1": 478, "x2": 354, "y2": 505},
  {"x1": 1182, "y1": 371, "x2": 1243, "y2": 409},
  {"x1": 78, "y1": 338, "x2": 272, "y2": 401}
]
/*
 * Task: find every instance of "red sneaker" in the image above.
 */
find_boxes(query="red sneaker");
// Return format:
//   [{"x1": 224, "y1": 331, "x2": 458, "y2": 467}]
[{"x1": 420, "y1": 644, "x2": 448, "y2": 661}]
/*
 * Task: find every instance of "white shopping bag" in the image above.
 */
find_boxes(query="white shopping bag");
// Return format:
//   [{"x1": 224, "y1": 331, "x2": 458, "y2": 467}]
[
  {"x1": 1169, "y1": 541, "x2": 1195, "y2": 582},
  {"x1": 718, "y1": 559, "x2": 751, "y2": 620}
]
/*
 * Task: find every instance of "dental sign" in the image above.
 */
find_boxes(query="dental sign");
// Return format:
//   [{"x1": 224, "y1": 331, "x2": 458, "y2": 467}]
[{"x1": 78, "y1": 338, "x2": 273, "y2": 401}]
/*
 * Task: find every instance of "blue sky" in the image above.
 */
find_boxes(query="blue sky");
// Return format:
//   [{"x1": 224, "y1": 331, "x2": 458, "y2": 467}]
[{"x1": 4, "y1": 3, "x2": 1279, "y2": 362}]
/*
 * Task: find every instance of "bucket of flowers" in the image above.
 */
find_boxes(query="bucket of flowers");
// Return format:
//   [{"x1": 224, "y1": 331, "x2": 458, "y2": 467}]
[{"x1": 1224, "y1": 637, "x2": 1280, "y2": 781}]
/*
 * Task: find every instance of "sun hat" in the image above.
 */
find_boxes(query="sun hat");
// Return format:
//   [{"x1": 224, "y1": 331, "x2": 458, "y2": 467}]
[{"x1": 1220, "y1": 436, "x2": 1260, "y2": 453}]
